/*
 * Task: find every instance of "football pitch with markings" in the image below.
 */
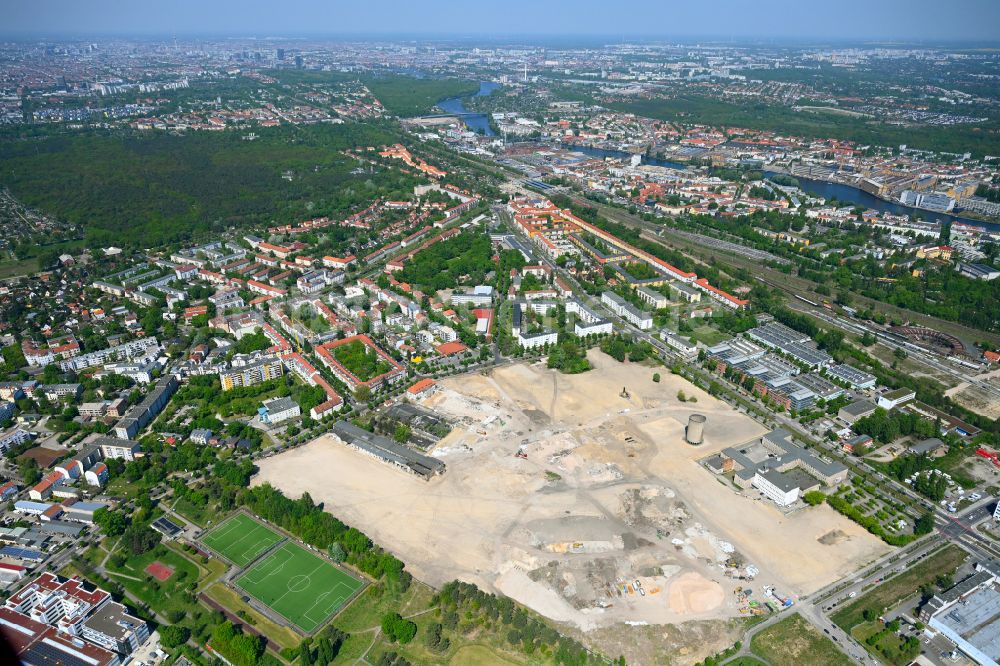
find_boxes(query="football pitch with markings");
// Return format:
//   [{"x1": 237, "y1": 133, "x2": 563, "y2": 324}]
[
  {"x1": 236, "y1": 541, "x2": 364, "y2": 633},
  {"x1": 201, "y1": 513, "x2": 284, "y2": 567}
]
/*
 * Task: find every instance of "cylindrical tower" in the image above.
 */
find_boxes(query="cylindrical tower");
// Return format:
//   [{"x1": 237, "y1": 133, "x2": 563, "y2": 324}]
[{"x1": 686, "y1": 413, "x2": 706, "y2": 445}]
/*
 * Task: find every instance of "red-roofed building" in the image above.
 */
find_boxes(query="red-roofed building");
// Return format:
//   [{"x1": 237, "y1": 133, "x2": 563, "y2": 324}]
[
  {"x1": 258, "y1": 242, "x2": 291, "y2": 259},
  {"x1": 247, "y1": 280, "x2": 287, "y2": 297},
  {"x1": 0, "y1": 479, "x2": 18, "y2": 500},
  {"x1": 248, "y1": 294, "x2": 275, "y2": 308},
  {"x1": 323, "y1": 255, "x2": 356, "y2": 269},
  {"x1": 85, "y1": 462, "x2": 109, "y2": 487},
  {"x1": 0, "y1": 562, "x2": 26, "y2": 582},
  {"x1": 0, "y1": 607, "x2": 121, "y2": 666},
  {"x1": 184, "y1": 305, "x2": 208, "y2": 323},
  {"x1": 280, "y1": 352, "x2": 344, "y2": 419},
  {"x1": 472, "y1": 308, "x2": 495, "y2": 339},
  {"x1": 435, "y1": 341, "x2": 468, "y2": 357},
  {"x1": 379, "y1": 144, "x2": 447, "y2": 178},
  {"x1": 692, "y1": 278, "x2": 748, "y2": 310},
  {"x1": 315, "y1": 334, "x2": 405, "y2": 391},
  {"x1": 199, "y1": 268, "x2": 228, "y2": 285},
  {"x1": 407, "y1": 378, "x2": 437, "y2": 397},
  {"x1": 554, "y1": 276, "x2": 573, "y2": 298},
  {"x1": 6, "y1": 572, "x2": 110, "y2": 632},
  {"x1": 29, "y1": 471, "x2": 64, "y2": 501},
  {"x1": 22, "y1": 335, "x2": 80, "y2": 367}
]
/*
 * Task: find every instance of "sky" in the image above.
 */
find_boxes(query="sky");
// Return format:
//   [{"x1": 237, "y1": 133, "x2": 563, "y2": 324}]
[{"x1": 4, "y1": 0, "x2": 1000, "y2": 42}]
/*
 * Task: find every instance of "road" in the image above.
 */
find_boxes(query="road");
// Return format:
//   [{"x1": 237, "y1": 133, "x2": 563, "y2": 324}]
[{"x1": 937, "y1": 499, "x2": 1000, "y2": 562}]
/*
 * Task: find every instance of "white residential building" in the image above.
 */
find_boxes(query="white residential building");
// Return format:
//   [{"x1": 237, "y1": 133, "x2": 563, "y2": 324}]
[
  {"x1": 0, "y1": 427, "x2": 32, "y2": 454},
  {"x1": 259, "y1": 396, "x2": 301, "y2": 425},
  {"x1": 450, "y1": 285, "x2": 494, "y2": 306},
  {"x1": 601, "y1": 291, "x2": 653, "y2": 330}
]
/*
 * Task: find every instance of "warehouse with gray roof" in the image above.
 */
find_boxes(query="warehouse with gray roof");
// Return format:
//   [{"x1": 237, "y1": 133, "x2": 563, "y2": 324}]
[{"x1": 330, "y1": 421, "x2": 445, "y2": 479}]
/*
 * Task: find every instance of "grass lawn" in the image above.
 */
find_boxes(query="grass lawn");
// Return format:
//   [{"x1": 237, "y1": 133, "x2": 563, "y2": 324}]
[
  {"x1": 237, "y1": 541, "x2": 364, "y2": 633},
  {"x1": 104, "y1": 543, "x2": 202, "y2": 614},
  {"x1": 333, "y1": 580, "x2": 434, "y2": 634},
  {"x1": 172, "y1": 542, "x2": 228, "y2": 592},
  {"x1": 171, "y1": 496, "x2": 213, "y2": 528},
  {"x1": 687, "y1": 325, "x2": 728, "y2": 346},
  {"x1": 201, "y1": 513, "x2": 284, "y2": 566},
  {"x1": 204, "y1": 583, "x2": 302, "y2": 651},
  {"x1": 0, "y1": 256, "x2": 37, "y2": 279},
  {"x1": 831, "y1": 544, "x2": 967, "y2": 632},
  {"x1": 446, "y1": 645, "x2": 525, "y2": 665},
  {"x1": 106, "y1": 475, "x2": 146, "y2": 499},
  {"x1": 349, "y1": 582, "x2": 547, "y2": 666},
  {"x1": 71, "y1": 544, "x2": 228, "y2": 651},
  {"x1": 330, "y1": 581, "x2": 560, "y2": 666},
  {"x1": 330, "y1": 632, "x2": 374, "y2": 665},
  {"x1": 750, "y1": 614, "x2": 853, "y2": 666},
  {"x1": 369, "y1": 620, "x2": 538, "y2": 666}
]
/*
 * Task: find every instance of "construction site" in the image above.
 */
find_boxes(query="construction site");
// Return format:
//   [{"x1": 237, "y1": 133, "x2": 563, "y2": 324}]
[{"x1": 254, "y1": 349, "x2": 891, "y2": 634}]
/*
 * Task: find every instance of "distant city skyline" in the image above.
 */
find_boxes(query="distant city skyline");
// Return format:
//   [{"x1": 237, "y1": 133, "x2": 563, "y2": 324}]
[{"x1": 5, "y1": 0, "x2": 1000, "y2": 43}]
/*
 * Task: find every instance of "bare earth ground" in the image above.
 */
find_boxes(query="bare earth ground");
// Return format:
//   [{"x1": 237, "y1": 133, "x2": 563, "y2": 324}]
[
  {"x1": 948, "y1": 370, "x2": 1000, "y2": 420},
  {"x1": 254, "y1": 350, "x2": 889, "y2": 661}
]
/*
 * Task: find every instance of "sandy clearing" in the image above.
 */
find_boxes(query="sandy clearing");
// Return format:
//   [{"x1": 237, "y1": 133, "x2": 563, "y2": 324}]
[
  {"x1": 668, "y1": 572, "x2": 725, "y2": 614},
  {"x1": 255, "y1": 349, "x2": 890, "y2": 630},
  {"x1": 635, "y1": 411, "x2": 892, "y2": 596},
  {"x1": 950, "y1": 383, "x2": 1000, "y2": 420}
]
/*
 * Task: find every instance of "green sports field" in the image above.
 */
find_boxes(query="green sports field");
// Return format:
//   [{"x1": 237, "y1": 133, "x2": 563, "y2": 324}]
[
  {"x1": 237, "y1": 542, "x2": 364, "y2": 633},
  {"x1": 201, "y1": 514, "x2": 284, "y2": 567}
]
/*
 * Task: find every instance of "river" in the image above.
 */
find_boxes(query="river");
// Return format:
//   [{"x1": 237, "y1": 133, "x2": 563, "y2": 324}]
[
  {"x1": 763, "y1": 172, "x2": 1000, "y2": 233},
  {"x1": 547, "y1": 143, "x2": 1000, "y2": 233},
  {"x1": 437, "y1": 81, "x2": 500, "y2": 136}
]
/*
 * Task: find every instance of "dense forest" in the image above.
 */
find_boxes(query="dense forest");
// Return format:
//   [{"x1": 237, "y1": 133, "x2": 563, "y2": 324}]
[
  {"x1": 364, "y1": 75, "x2": 479, "y2": 117},
  {"x1": 267, "y1": 70, "x2": 478, "y2": 117},
  {"x1": 0, "y1": 122, "x2": 412, "y2": 248},
  {"x1": 860, "y1": 268, "x2": 1000, "y2": 333}
]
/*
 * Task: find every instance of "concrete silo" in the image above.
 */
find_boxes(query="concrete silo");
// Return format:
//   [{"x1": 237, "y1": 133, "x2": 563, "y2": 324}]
[{"x1": 686, "y1": 413, "x2": 706, "y2": 445}]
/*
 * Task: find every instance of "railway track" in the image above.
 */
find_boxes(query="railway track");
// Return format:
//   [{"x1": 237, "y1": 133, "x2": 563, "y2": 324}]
[{"x1": 567, "y1": 192, "x2": 1000, "y2": 347}]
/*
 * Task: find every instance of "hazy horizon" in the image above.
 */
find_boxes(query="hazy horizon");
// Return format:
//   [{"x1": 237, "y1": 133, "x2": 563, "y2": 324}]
[{"x1": 5, "y1": 0, "x2": 1000, "y2": 43}]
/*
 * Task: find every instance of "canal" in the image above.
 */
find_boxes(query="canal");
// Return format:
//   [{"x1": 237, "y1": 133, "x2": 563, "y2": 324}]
[
  {"x1": 764, "y1": 172, "x2": 1000, "y2": 233},
  {"x1": 437, "y1": 81, "x2": 500, "y2": 136}
]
